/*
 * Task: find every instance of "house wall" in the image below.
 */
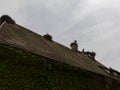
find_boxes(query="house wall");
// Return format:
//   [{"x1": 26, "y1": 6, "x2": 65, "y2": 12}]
[{"x1": 0, "y1": 44, "x2": 120, "y2": 90}]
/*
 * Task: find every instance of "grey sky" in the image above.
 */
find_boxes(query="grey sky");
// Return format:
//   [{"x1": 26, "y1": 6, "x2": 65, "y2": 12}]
[{"x1": 0, "y1": 0, "x2": 120, "y2": 71}]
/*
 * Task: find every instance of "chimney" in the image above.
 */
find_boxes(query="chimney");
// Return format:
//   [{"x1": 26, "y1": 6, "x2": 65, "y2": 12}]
[
  {"x1": 43, "y1": 33, "x2": 52, "y2": 41},
  {"x1": 70, "y1": 40, "x2": 78, "y2": 52}
]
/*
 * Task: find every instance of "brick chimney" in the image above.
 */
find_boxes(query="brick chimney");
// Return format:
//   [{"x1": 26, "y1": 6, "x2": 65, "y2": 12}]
[{"x1": 70, "y1": 40, "x2": 78, "y2": 52}]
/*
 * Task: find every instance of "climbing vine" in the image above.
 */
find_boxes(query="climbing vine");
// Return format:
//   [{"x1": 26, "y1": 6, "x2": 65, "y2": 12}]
[{"x1": 0, "y1": 43, "x2": 120, "y2": 90}]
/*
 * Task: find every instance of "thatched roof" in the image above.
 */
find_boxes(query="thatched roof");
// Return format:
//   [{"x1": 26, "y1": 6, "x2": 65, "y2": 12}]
[{"x1": 0, "y1": 23, "x2": 119, "y2": 79}]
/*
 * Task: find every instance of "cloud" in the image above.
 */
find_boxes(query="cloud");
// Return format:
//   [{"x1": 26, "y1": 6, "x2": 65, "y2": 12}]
[
  {"x1": 0, "y1": 0, "x2": 20, "y2": 15},
  {"x1": 17, "y1": 0, "x2": 87, "y2": 33}
]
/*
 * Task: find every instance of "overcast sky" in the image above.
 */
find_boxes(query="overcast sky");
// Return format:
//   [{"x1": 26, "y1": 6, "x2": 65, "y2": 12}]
[{"x1": 0, "y1": 0, "x2": 120, "y2": 71}]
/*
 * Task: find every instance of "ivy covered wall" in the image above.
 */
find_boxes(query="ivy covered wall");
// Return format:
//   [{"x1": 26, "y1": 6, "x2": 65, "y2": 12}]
[{"x1": 0, "y1": 44, "x2": 120, "y2": 90}]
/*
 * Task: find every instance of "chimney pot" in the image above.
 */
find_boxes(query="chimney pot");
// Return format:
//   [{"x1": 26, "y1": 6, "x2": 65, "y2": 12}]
[{"x1": 70, "y1": 40, "x2": 78, "y2": 52}]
